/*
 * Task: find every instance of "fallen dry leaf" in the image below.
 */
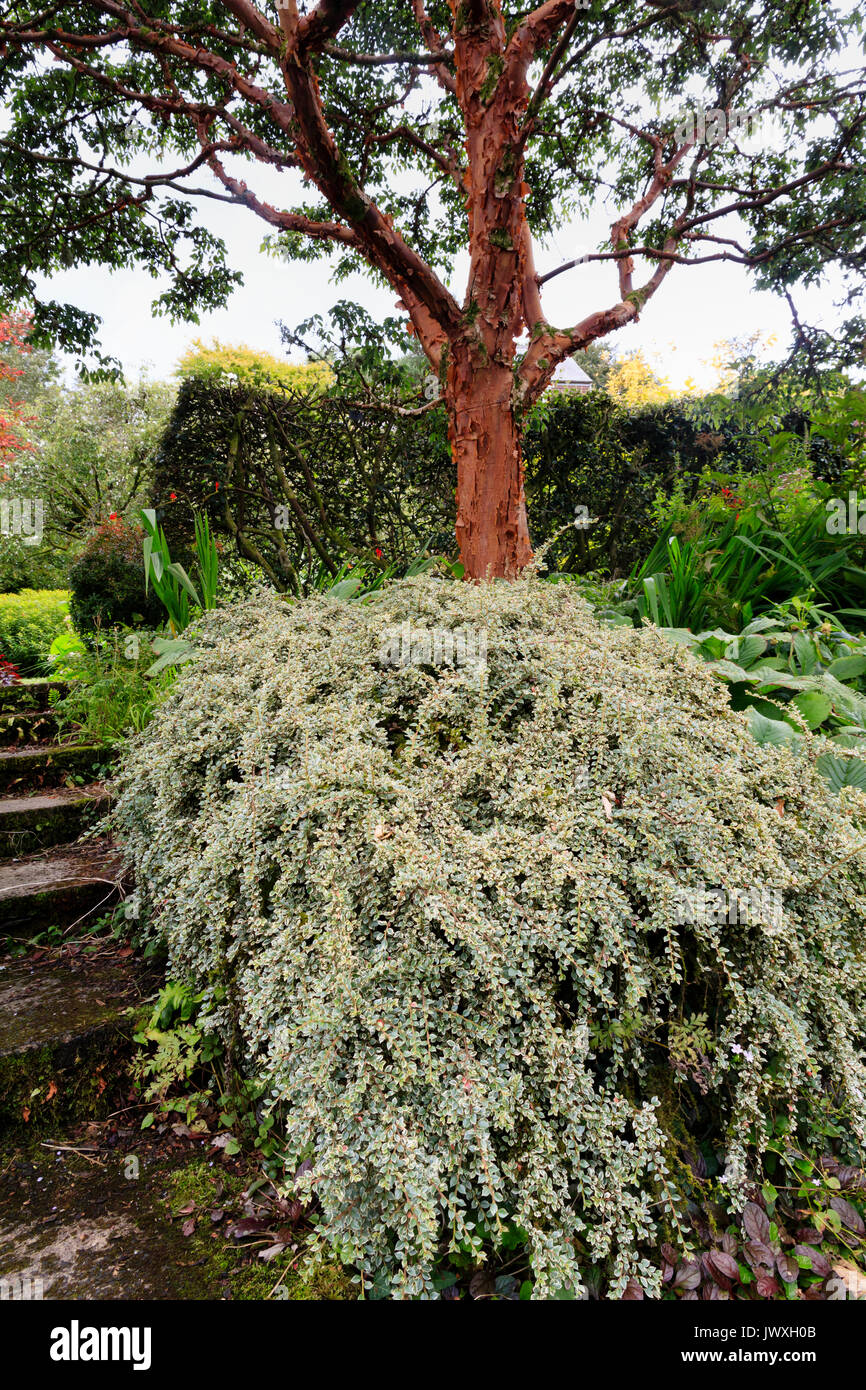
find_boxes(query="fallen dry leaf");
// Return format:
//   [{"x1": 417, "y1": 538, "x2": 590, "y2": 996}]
[{"x1": 831, "y1": 1259, "x2": 866, "y2": 1299}]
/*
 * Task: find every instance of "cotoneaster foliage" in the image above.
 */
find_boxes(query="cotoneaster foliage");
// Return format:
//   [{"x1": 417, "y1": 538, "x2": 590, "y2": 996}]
[{"x1": 114, "y1": 578, "x2": 866, "y2": 1296}]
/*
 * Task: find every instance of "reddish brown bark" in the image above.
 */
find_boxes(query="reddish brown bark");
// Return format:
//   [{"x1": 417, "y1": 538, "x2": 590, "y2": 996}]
[{"x1": 449, "y1": 355, "x2": 532, "y2": 580}]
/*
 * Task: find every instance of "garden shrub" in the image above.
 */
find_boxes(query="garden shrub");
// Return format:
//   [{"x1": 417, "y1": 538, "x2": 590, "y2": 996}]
[
  {"x1": 69, "y1": 516, "x2": 163, "y2": 638},
  {"x1": 114, "y1": 577, "x2": 866, "y2": 1297},
  {"x1": 522, "y1": 393, "x2": 849, "y2": 577},
  {"x1": 0, "y1": 587, "x2": 71, "y2": 673}
]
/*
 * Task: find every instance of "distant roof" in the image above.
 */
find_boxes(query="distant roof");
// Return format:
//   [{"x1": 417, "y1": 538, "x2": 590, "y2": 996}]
[{"x1": 552, "y1": 357, "x2": 592, "y2": 385}]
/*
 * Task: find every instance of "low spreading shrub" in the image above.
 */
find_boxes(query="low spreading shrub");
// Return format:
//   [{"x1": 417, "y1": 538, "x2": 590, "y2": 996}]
[
  {"x1": 114, "y1": 577, "x2": 866, "y2": 1297},
  {"x1": 68, "y1": 516, "x2": 163, "y2": 638},
  {"x1": 0, "y1": 587, "x2": 71, "y2": 674}
]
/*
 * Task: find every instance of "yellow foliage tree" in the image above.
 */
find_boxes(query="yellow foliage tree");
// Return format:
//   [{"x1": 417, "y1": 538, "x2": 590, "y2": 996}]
[
  {"x1": 605, "y1": 350, "x2": 674, "y2": 408},
  {"x1": 176, "y1": 339, "x2": 333, "y2": 393}
]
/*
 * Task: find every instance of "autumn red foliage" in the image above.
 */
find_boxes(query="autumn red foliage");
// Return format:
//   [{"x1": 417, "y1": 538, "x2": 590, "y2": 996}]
[{"x1": 0, "y1": 312, "x2": 35, "y2": 478}]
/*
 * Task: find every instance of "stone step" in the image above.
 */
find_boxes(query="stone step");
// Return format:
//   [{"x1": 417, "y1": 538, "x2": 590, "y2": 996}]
[
  {"x1": 0, "y1": 839, "x2": 130, "y2": 936},
  {"x1": 0, "y1": 949, "x2": 148, "y2": 1134},
  {"x1": 0, "y1": 786, "x2": 110, "y2": 859},
  {"x1": 0, "y1": 1145, "x2": 213, "y2": 1299},
  {"x1": 0, "y1": 744, "x2": 114, "y2": 794},
  {"x1": 0, "y1": 709, "x2": 58, "y2": 747},
  {"x1": 0, "y1": 680, "x2": 67, "y2": 713}
]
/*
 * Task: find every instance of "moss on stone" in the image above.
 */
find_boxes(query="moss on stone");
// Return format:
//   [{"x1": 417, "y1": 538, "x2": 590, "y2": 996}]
[
  {"x1": 164, "y1": 1160, "x2": 354, "y2": 1300},
  {"x1": 0, "y1": 1025, "x2": 133, "y2": 1136}
]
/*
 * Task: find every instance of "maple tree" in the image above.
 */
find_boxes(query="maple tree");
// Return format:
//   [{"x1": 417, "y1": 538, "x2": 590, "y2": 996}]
[{"x1": 0, "y1": 312, "x2": 34, "y2": 478}]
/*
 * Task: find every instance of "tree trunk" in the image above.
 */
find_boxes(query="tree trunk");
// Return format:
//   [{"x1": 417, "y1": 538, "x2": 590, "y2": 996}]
[{"x1": 448, "y1": 357, "x2": 533, "y2": 580}]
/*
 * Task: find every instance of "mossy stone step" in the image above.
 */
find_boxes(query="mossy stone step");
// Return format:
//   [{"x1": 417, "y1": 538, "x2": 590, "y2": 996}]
[
  {"x1": 0, "y1": 744, "x2": 114, "y2": 793},
  {"x1": 0, "y1": 786, "x2": 109, "y2": 859},
  {"x1": 0, "y1": 839, "x2": 130, "y2": 936},
  {"x1": 0, "y1": 680, "x2": 67, "y2": 713},
  {"x1": 0, "y1": 950, "x2": 148, "y2": 1134},
  {"x1": 0, "y1": 709, "x2": 58, "y2": 747}
]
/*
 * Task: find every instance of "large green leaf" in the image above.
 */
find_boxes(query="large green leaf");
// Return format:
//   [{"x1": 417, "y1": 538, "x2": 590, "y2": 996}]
[
  {"x1": 746, "y1": 708, "x2": 800, "y2": 747},
  {"x1": 815, "y1": 753, "x2": 866, "y2": 793},
  {"x1": 731, "y1": 634, "x2": 767, "y2": 667},
  {"x1": 827, "y1": 655, "x2": 866, "y2": 681},
  {"x1": 707, "y1": 659, "x2": 760, "y2": 684},
  {"x1": 328, "y1": 575, "x2": 364, "y2": 600},
  {"x1": 792, "y1": 689, "x2": 832, "y2": 729},
  {"x1": 146, "y1": 636, "x2": 193, "y2": 675},
  {"x1": 750, "y1": 667, "x2": 819, "y2": 690}
]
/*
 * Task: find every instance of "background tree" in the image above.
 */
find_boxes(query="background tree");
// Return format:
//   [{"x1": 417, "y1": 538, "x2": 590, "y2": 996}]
[
  {"x1": 573, "y1": 342, "x2": 614, "y2": 392},
  {"x1": 177, "y1": 337, "x2": 334, "y2": 391},
  {"x1": 20, "y1": 376, "x2": 174, "y2": 547},
  {"x1": 606, "y1": 349, "x2": 673, "y2": 408},
  {"x1": 1, "y1": 1, "x2": 864, "y2": 576},
  {"x1": 0, "y1": 312, "x2": 35, "y2": 477}
]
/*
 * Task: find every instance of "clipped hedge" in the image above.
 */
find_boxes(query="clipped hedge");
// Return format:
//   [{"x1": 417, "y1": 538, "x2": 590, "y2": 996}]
[
  {"x1": 521, "y1": 393, "x2": 848, "y2": 575},
  {"x1": 152, "y1": 378, "x2": 453, "y2": 592},
  {"x1": 0, "y1": 588, "x2": 71, "y2": 674},
  {"x1": 115, "y1": 577, "x2": 866, "y2": 1297}
]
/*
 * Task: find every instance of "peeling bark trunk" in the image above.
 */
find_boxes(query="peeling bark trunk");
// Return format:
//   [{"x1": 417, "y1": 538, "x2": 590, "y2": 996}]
[{"x1": 448, "y1": 356, "x2": 533, "y2": 580}]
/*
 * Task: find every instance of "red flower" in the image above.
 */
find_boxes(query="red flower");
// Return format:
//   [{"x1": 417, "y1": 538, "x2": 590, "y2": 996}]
[
  {"x1": 375, "y1": 547, "x2": 383, "y2": 559},
  {"x1": 169, "y1": 492, "x2": 177, "y2": 501}
]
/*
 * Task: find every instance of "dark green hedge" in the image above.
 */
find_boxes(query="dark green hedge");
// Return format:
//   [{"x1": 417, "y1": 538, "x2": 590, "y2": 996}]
[
  {"x1": 154, "y1": 382, "x2": 847, "y2": 582},
  {"x1": 522, "y1": 394, "x2": 846, "y2": 575},
  {"x1": 152, "y1": 379, "x2": 454, "y2": 592}
]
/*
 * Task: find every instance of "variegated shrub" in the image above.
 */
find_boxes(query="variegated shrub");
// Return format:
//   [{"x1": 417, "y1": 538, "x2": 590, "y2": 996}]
[{"x1": 114, "y1": 577, "x2": 866, "y2": 1297}]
